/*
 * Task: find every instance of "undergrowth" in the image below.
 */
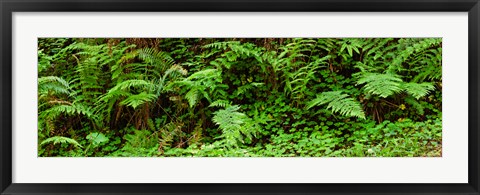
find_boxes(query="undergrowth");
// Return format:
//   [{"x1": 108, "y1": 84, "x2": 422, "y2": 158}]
[{"x1": 38, "y1": 38, "x2": 442, "y2": 157}]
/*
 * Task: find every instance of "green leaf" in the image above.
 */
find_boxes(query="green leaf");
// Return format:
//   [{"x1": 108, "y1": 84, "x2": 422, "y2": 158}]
[
  {"x1": 212, "y1": 105, "x2": 257, "y2": 147},
  {"x1": 41, "y1": 136, "x2": 83, "y2": 148},
  {"x1": 120, "y1": 92, "x2": 157, "y2": 109},
  {"x1": 356, "y1": 72, "x2": 403, "y2": 98},
  {"x1": 401, "y1": 82, "x2": 435, "y2": 99},
  {"x1": 86, "y1": 132, "x2": 109, "y2": 145},
  {"x1": 307, "y1": 91, "x2": 365, "y2": 119}
]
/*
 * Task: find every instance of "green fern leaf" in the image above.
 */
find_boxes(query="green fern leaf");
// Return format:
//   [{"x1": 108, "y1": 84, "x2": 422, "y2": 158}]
[
  {"x1": 186, "y1": 68, "x2": 221, "y2": 81},
  {"x1": 38, "y1": 76, "x2": 71, "y2": 95},
  {"x1": 41, "y1": 136, "x2": 82, "y2": 148},
  {"x1": 41, "y1": 102, "x2": 94, "y2": 119},
  {"x1": 203, "y1": 41, "x2": 241, "y2": 50},
  {"x1": 212, "y1": 105, "x2": 257, "y2": 147},
  {"x1": 185, "y1": 88, "x2": 199, "y2": 108},
  {"x1": 401, "y1": 82, "x2": 435, "y2": 99},
  {"x1": 109, "y1": 79, "x2": 154, "y2": 91},
  {"x1": 209, "y1": 100, "x2": 231, "y2": 108},
  {"x1": 120, "y1": 92, "x2": 157, "y2": 109},
  {"x1": 138, "y1": 48, "x2": 176, "y2": 73},
  {"x1": 356, "y1": 72, "x2": 403, "y2": 98},
  {"x1": 306, "y1": 91, "x2": 365, "y2": 119}
]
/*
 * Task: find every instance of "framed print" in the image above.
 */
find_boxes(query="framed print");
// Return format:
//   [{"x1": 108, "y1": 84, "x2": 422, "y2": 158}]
[{"x1": 1, "y1": 0, "x2": 479, "y2": 194}]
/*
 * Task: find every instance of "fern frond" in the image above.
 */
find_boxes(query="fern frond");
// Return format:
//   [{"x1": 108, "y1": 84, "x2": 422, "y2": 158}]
[
  {"x1": 41, "y1": 102, "x2": 94, "y2": 120},
  {"x1": 172, "y1": 68, "x2": 223, "y2": 108},
  {"x1": 97, "y1": 90, "x2": 130, "y2": 103},
  {"x1": 413, "y1": 64, "x2": 442, "y2": 82},
  {"x1": 138, "y1": 47, "x2": 176, "y2": 73},
  {"x1": 119, "y1": 92, "x2": 157, "y2": 109},
  {"x1": 109, "y1": 79, "x2": 154, "y2": 91},
  {"x1": 203, "y1": 41, "x2": 241, "y2": 50},
  {"x1": 235, "y1": 82, "x2": 264, "y2": 96},
  {"x1": 212, "y1": 105, "x2": 256, "y2": 147},
  {"x1": 40, "y1": 136, "x2": 82, "y2": 148},
  {"x1": 153, "y1": 64, "x2": 188, "y2": 96},
  {"x1": 38, "y1": 76, "x2": 71, "y2": 95},
  {"x1": 71, "y1": 42, "x2": 107, "y2": 105},
  {"x1": 306, "y1": 91, "x2": 365, "y2": 119},
  {"x1": 228, "y1": 43, "x2": 261, "y2": 58},
  {"x1": 186, "y1": 68, "x2": 221, "y2": 81},
  {"x1": 209, "y1": 100, "x2": 231, "y2": 108},
  {"x1": 356, "y1": 72, "x2": 403, "y2": 98},
  {"x1": 165, "y1": 64, "x2": 188, "y2": 78},
  {"x1": 337, "y1": 38, "x2": 364, "y2": 57},
  {"x1": 185, "y1": 88, "x2": 199, "y2": 108},
  {"x1": 401, "y1": 82, "x2": 435, "y2": 99}
]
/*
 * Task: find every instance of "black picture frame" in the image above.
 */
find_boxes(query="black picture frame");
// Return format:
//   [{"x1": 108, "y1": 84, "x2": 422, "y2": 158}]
[{"x1": 1, "y1": 0, "x2": 479, "y2": 194}]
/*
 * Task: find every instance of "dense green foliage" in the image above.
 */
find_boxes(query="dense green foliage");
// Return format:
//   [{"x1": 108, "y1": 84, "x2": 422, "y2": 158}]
[{"x1": 38, "y1": 38, "x2": 442, "y2": 157}]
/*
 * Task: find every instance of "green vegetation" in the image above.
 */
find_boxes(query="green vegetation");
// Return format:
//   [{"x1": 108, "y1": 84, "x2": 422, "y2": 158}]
[{"x1": 38, "y1": 38, "x2": 442, "y2": 157}]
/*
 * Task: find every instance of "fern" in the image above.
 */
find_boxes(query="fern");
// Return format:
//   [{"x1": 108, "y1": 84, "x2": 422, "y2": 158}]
[
  {"x1": 186, "y1": 68, "x2": 221, "y2": 81},
  {"x1": 204, "y1": 41, "x2": 263, "y2": 69},
  {"x1": 99, "y1": 79, "x2": 155, "y2": 111},
  {"x1": 356, "y1": 72, "x2": 434, "y2": 100},
  {"x1": 268, "y1": 39, "x2": 330, "y2": 103},
  {"x1": 413, "y1": 62, "x2": 442, "y2": 82},
  {"x1": 40, "y1": 136, "x2": 83, "y2": 148},
  {"x1": 38, "y1": 42, "x2": 108, "y2": 134},
  {"x1": 151, "y1": 64, "x2": 188, "y2": 97},
  {"x1": 203, "y1": 41, "x2": 241, "y2": 50},
  {"x1": 94, "y1": 46, "x2": 186, "y2": 128},
  {"x1": 41, "y1": 101, "x2": 94, "y2": 119},
  {"x1": 173, "y1": 68, "x2": 223, "y2": 108},
  {"x1": 113, "y1": 129, "x2": 159, "y2": 157},
  {"x1": 235, "y1": 82, "x2": 264, "y2": 96},
  {"x1": 209, "y1": 100, "x2": 231, "y2": 108},
  {"x1": 227, "y1": 43, "x2": 262, "y2": 59},
  {"x1": 390, "y1": 38, "x2": 442, "y2": 74},
  {"x1": 357, "y1": 38, "x2": 398, "y2": 72},
  {"x1": 71, "y1": 44, "x2": 106, "y2": 104},
  {"x1": 138, "y1": 48, "x2": 176, "y2": 77},
  {"x1": 185, "y1": 88, "x2": 200, "y2": 108},
  {"x1": 401, "y1": 82, "x2": 435, "y2": 99},
  {"x1": 39, "y1": 102, "x2": 99, "y2": 133},
  {"x1": 356, "y1": 72, "x2": 404, "y2": 98},
  {"x1": 109, "y1": 79, "x2": 154, "y2": 91},
  {"x1": 212, "y1": 105, "x2": 257, "y2": 147},
  {"x1": 120, "y1": 92, "x2": 157, "y2": 109},
  {"x1": 306, "y1": 91, "x2": 366, "y2": 119},
  {"x1": 338, "y1": 38, "x2": 364, "y2": 58},
  {"x1": 38, "y1": 76, "x2": 72, "y2": 95}
]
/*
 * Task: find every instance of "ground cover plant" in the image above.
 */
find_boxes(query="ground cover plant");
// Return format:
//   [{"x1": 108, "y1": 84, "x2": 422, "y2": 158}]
[{"x1": 38, "y1": 38, "x2": 442, "y2": 157}]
